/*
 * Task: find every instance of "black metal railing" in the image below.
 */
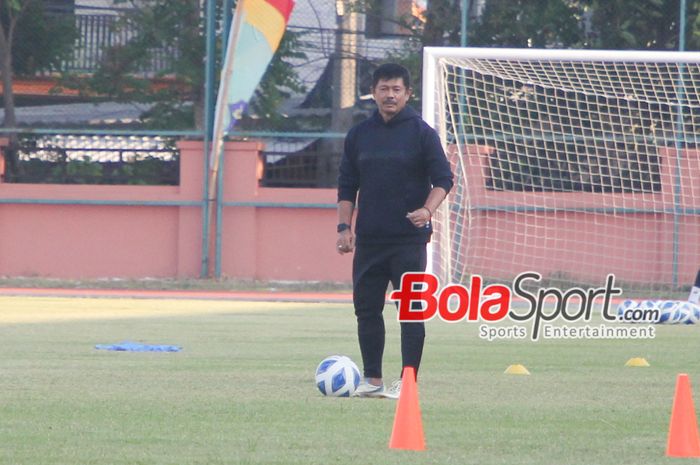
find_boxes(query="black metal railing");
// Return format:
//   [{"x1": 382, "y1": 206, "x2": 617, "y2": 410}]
[
  {"x1": 5, "y1": 135, "x2": 180, "y2": 185},
  {"x1": 68, "y1": 13, "x2": 176, "y2": 73}
]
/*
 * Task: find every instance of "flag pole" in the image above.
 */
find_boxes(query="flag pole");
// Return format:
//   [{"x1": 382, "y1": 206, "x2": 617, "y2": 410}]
[
  {"x1": 206, "y1": 0, "x2": 295, "y2": 277},
  {"x1": 208, "y1": 0, "x2": 247, "y2": 201}
]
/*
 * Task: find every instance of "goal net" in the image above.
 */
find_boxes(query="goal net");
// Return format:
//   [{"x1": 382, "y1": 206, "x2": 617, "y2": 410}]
[{"x1": 424, "y1": 48, "x2": 700, "y2": 290}]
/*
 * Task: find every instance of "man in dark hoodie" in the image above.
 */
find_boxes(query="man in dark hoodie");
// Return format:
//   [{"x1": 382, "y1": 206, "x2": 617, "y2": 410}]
[{"x1": 336, "y1": 63, "x2": 454, "y2": 398}]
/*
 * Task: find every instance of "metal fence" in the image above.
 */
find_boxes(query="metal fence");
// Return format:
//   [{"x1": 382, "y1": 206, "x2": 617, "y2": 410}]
[
  {"x1": 3, "y1": 1, "x2": 415, "y2": 187},
  {"x1": 67, "y1": 13, "x2": 176, "y2": 74},
  {"x1": 260, "y1": 138, "x2": 342, "y2": 188},
  {"x1": 6, "y1": 134, "x2": 179, "y2": 185}
]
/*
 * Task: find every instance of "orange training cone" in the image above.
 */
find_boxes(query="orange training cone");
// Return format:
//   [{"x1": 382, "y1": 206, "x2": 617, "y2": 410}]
[
  {"x1": 667, "y1": 373, "x2": 700, "y2": 457},
  {"x1": 389, "y1": 367, "x2": 425, "y2": 451}
]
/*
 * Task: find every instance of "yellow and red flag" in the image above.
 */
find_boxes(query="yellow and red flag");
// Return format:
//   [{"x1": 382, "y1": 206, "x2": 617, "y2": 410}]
[
  {"x1": 209, "y1": 0, "x2": 295, "y2": 195},
  {"x1": 219, "y1": 0, "x2": 294, "y2": 133}
]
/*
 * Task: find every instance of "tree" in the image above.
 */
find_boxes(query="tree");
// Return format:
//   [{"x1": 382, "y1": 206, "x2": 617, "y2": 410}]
[
  {"x1": 0, "y1": 0, "x2": 30, "y2": 134},
  {"x1": 470, "y1": 0, "x2": 585, "y2": 48},
  {"x1": 237, "y1": 29, "x2": 307, "y2": 130},
  {"x1": 586, "y1": 0, "x2": 699, "y2": 50},
  {"x1": 467, "y1": 0, "x2": 699, "y2": 50},
  {"x1": 78, "y1": 0, "x2": 304, "y2": 131},
  {"x1": 0, "y1": 0, "x2": 77, "y2": 171},
  {"x1": 422, "y1": 0, "x2": 462, "y2": 46}
]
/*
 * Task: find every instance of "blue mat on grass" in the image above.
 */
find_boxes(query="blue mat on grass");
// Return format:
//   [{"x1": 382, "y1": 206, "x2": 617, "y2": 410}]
[{"x1": 95, "y1": 341, "x2": 182, "y2": 352}]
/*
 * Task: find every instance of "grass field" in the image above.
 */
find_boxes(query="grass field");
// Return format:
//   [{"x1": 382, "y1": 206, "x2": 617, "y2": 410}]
[{"x1": 0, "y1": 294, "x2": 698, "y2": 465}]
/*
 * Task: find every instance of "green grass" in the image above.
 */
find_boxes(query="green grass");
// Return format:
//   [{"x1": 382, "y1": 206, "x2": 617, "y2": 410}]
[{"x1": 0, "y1": 296, "x2": 698, "y2": 464}]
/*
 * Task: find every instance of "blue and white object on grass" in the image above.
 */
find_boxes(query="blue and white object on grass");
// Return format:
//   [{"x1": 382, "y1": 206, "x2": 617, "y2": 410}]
[
  {"x1": 657, "y1": 300, "x2": 677, "y2": 324},
  {"x1": 616, "y1": 299, "x2": 636, "y2": 319},
  {"x1": 315, "y1": 355, "x2": 360, "y2": 397},
  {"x1": 686, "y1": 303, "x2": 700, "y2": 324},
  {"x1": 672, "y1": 302, "x2": 693, "y2": 324},
  {"x1": 637, "y1": 300, "x2": 660, "y2": 323},
  {"x1": 94, "y1": 341, "x2": 182, "y2": 352},
  {"x1": 672, "y1": 301, "x2": 700, "y2": 325}
]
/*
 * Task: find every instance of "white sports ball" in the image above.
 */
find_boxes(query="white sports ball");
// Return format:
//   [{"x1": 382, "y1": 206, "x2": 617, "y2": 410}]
[
  {"x1": 639, "y1": 300, "x2": 661, "y2": 323},
  {"x1": 672, "y1": 302, "x2": 693, "y2": 324},
  {"x1": 616, "y1": 299, "x2": 636, "y2": 319},
  {"x1": 657, "y1": 300, "x2": 677, "y2": 324},
  {"x1": 684, "y1": 303, "x2": 700, "y2": 324},
  {"x1": 315, "y1": 355, "x2": 361, "y2": 397}
]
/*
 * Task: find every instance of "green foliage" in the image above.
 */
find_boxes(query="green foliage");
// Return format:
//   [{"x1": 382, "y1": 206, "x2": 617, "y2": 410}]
[
  {"x1": 82, "y1": 0, "x2": 305, "y2": 130},
  {"x1": 139, "y1": 102, "x2": 195, "y2": 131},
  {"x1": 244, "y1": 31, "x2": 307, "y2": 128},
  {"x1": 467, "y1": 0, "x2": 699, "y2": 51},
  {"x1": 9, "y1": 135, "x2": 179, "y2": 185},
  {"x1": 6, "y1": 0, "x2": 22, "y2": 12},
  {"x1": 471, "y1": 0, "x2": 585, "y2": 48},
  {"x1": 78, "y1": 0, "x2": 202, "y2": 130},
  {"x1": 359, "y1": 0, "x2": 699, "y2": 54},
  {"x1": 54, "y1": 157, "x2": 103, "y2": 184},
  {"x1": 422, "y1": 0, "x2": 463, "y2": 45},
  {"x1": 1, "y1": 0, "x2": 78, "y2": 75},
  {"x1": 13, "y1": 156, "x2": 179, "y2": 185},
  {"x1": 586, "y1": 0, "x2": 690, "y2": 49},
  {"x1": 11, "y1": 156, "x2": 178, "y2": 185}
]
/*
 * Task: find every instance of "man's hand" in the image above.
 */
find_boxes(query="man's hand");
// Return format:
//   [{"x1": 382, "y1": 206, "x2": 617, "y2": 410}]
[
  {"x1": 336, "y1": 230, "x2": 355, "y2": 254},
  {"x1": 406, "y1": 207, "x2": 432, "y2": 228}
]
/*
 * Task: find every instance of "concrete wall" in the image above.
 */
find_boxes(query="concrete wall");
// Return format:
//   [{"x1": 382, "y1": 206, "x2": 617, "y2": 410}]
[
  {"x1": 0, "y1": 139, "x2": 204, "y2": 279},
  {"x1": 204, "y1": 140, "x2": 351, "y2": 283},
  {"x1": 3, "y1": 138, "x2": 697, "y2": 286},
  {"x1": 448, "y1": 144, "x2": 700, "y2": 286},
  {"x1": 0, "y1": 140, "x2": 351, "y2": 283}
]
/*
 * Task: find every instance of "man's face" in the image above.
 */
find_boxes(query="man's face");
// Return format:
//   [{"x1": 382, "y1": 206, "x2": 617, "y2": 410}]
[{"x1": 372, "y1": 77, "x2": 411, "y2": 121}]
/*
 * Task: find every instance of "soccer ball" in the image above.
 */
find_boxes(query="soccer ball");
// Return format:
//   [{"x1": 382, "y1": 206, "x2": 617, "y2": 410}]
[
  {"x1": 684, "y1": 303, "x2": 700, "y2": 325},
  {"x1": 616, "y1": 299, "x2": 636, "y2": 320},
  {"x1": 657, "y1": 300, "x2": 677, "y2": 324},
  {"x1": 315, "y1": 355, "x2": 361, "y2": 397},
  {"x1": 672, "y1": 302, "x2": 693, "y2": 324},
  {"x1": 637, "y1": 300, "x2": 659, "y2": 323}
]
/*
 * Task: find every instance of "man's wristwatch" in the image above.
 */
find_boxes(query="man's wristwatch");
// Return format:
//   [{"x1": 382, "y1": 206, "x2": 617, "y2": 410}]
[{"x1": 337, "y1": 223, "x2": 351, "y2": 233}]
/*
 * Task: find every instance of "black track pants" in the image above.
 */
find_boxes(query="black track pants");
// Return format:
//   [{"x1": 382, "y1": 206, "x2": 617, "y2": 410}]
[{"x1": 352, "y1": 242, "x2": 427, "y2": 380}]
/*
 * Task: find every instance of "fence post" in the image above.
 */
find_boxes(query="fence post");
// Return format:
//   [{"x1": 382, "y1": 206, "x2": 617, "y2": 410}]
[
  {"x1": 0, "y1": 137, "x2": 8, "y2": 183},
  {"x1": 201, "y1": 0, "x2": 218, "y2": 278}
]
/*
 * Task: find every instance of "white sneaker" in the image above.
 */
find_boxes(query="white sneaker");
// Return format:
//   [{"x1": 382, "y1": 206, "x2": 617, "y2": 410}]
[
  {"x1": 384, "y1": 379, "x2": 402, "y2": 399},
  {"x1": 353, "y1": 379, "x2": 401, "y2": 399},
  {"x1": 353, "y1": 380, "x2": 386, "y2": 398}
]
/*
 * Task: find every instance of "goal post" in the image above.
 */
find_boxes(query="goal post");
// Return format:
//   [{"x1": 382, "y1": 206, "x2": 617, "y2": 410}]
[{"x1": 423, "y1": 47, "x2": 700, "y2": 290}]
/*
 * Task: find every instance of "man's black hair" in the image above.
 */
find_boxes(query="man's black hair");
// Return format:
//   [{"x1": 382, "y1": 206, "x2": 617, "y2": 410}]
[{"x1": 372, "y1": 63, "x2": 411, "y2": 89}]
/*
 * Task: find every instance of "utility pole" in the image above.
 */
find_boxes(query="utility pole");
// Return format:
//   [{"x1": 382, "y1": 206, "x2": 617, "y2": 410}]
[
  {"x1": 332, "y1": 0, "x2": 357, "y2": 133},
  {"x1": 319, "y1": 0, "x2": 357, "y2": 187}
]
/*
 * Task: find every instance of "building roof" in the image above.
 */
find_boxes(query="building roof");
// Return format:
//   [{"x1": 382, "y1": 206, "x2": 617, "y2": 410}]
[{"x1": 1, "y1": 102, "x2": 151, "y2": 126}]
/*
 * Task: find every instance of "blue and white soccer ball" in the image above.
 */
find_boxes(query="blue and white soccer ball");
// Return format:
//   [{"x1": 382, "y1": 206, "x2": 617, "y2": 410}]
[
  {"x1": 685, "y1": 302, "x2": 700, "y2": 325},
  {"x1": 672, "y1": 302, "x2": 694, "y2": 324},
  {"x1": 657, "y1": 300, "x2": 678, "y2": 324},
  {"x1": 640, "y1": 300, "x2": 664, "y2": 323},
  {"x1": 681, "y1": 302, "x2": 700, "y2": 325},
  {"x1": 616, "y1": 299, "x2": 636, "y2": 320},
  {"x1": 315, "y1": 355, "x2": 361, "y2": 397}
]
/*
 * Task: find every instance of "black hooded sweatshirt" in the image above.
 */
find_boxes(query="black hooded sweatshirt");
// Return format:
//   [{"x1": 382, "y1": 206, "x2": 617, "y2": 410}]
[{"x1": 337, "y1": 106, "x2": 454, "y2": 245}]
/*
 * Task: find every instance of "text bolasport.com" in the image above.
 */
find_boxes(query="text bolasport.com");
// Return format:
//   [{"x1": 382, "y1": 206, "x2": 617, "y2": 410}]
[{"x1": 389, "y1": 272, "x2": 656, "y2": 342}]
